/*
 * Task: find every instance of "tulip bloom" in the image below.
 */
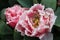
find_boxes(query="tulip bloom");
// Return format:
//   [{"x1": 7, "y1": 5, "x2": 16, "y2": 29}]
[
  {"x1": 5, "y1": 5, "x2": 28, "y2": 28},
  {"x1": 15, "y1": 4, "x2": 57, "y2": 39}
]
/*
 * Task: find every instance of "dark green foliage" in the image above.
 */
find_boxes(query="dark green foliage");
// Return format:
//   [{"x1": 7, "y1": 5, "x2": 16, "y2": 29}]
[
  {"x1": 0, "y1": 20, "x2": 13, "y2": 40},
  {"x1": 17, "y1": 0, "x2": 33, "y2": 8},
  {"x1": 8, "y1": 0, "x2": 19, "y2": 6},
  {"x1": 0, "y1": 9, "x2": 6, "y2": 21},
  {"x1": 41, "y1": 0, "x2": 57, "y2": 10},
  {"x1": 14, "y1": 30, "x2": 23, "y2": 40},
  {"x1": 0, "y1": 20, "x2": 13, "y2": 35},
  {"x1": 55, "y1": 7, "x2": 60, "y2": 27},
  {"x1": 24, "y1": 35, "x2": 40, "y2": 40},
  {"x1": 0, "y1": 0, "x2": 9, "y2": 11}
]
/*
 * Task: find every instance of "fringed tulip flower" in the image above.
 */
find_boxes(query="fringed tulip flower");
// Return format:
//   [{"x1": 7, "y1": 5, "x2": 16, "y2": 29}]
[
  {"x1": 15, "y1": 4, "x2": 57, "y2": 39},
  {"x1": 5, "y1": 5, "x2": 28, "y2": 28}
]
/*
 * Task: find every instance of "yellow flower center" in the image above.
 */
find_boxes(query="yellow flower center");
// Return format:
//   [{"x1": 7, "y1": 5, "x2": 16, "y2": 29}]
[{"x1": 32, "y1": 13, "x2": 40, "y2": 28}]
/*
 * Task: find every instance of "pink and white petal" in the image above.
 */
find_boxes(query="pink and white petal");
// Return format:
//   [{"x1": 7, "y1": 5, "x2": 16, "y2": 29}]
[
  {"x1": 25, "y1": 29, "x2": 38, "y2": 37},
  {"x1": 49, "y1": 15, "x2": 57, "y2": 32},
  {"x1": 25, "y1": 30, "x2": 32, "y2": 37},
  {"x1": 16, "y1": 18, "x2": 33, "y2": 33},
  {"x1": 40, "y1": 33, "x2": 53, "y2": 40},
  {"x1": 11, "y1": 5, "x2": 21, "y2": 11},
  {"x1": 27, "y1": 10, "x2": 34, "y2": 16},
  {"x1": 37, "y1": 24, "x2": 49, "y2": 32},
  {"x1": 7, "y1": 21, "x2": 17, "y2": 27},
  {"x1": 15, "y1": 23, "x2": 25, "y2": 33},
  {"x1": 19, "y1": 11, "x2": 34, "y2": 32},
  {"x1": 24, "y1": 20, "x2": 33, "y2": 32},
  {"x1": 38, "y1": 10, "x2": 45, "y2": 16},
  {"x1": 26, "y1": 16, "x2": 34, "y2": 29},
  {"x1": 45, "y1": 8, "x2": 54, "y2": 15},
  {"x1": 39, "y1": 34, "x2": 45, "y2": 39},
  {"x1": 34, "y1": 31, "x2": 45, "y2": 38},
  {"x1": 30, "y1": 4, "x2": 45, "y2": 11},
  {"x1": 30, "y1": 29, "x2": 38, "y2": 36}
]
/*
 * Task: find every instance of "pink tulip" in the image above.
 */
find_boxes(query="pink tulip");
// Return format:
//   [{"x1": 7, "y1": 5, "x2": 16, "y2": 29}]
[
  {"x1": 5, "y1": 5, "x2": 28, "y2": 28},
  {"x1": 15, "y1": 4, "x2": 57, "y2": 39}
]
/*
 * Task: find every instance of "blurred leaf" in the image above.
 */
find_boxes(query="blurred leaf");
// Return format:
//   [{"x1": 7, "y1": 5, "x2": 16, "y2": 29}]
[
  {"x1": 24, "y1": 35, "x2": 39, "y2": 40},
  {"x1": 0, "y1": 34, "x2": 13, "y2": 40},
  {"x1": 17, "y1": 0, "x2": 33, "y2": 8},
  {"x1": 14, "y1": 31, "x2": 39, "y2": 40},
  {"x1": 0, "y1": 20, "x2": 13, "y2": 35},
  {"x1": 0, "y1": 9, "x2": 6, "y2": 21},
  {"x1": 8, "y1": 0, "x2": 18, "y2": 6},
  {"x1": 33, "y1": 0, "x2": 38, "y2": 4},
  {"x1": 41, "y1": 0, "x2": 57, "y2": 10},
  {"x1": 55, "y1": 7, "x2": 60, "y2": 27},
  {"x1": 52, "y1": 25, "x2": 60, "y2": 40},
  {"x1": 14, "y1": 30, "x2": 23, "y2": 40},
  {"x1": 37, "y1": 0, "x2": 41, "y2": 3},
  {"x1": 0, "y1": 0, "x2": 9, "y2": 11}
]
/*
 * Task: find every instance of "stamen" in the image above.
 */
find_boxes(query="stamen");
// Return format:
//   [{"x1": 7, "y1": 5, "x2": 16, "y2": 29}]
[{"x1": 32, "y1": 13, "x2": 40, "y2": 28}]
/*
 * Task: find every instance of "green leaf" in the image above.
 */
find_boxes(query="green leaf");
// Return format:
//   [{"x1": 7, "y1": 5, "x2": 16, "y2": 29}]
[
  {"x1": 14, "y1": 31, "x2": 39, "y2": 40},
  {"x1": 52, "y1": 26, "x2": 60, "y2": 40},
  {"x1": 55, "y1": 7, "x2": 60, "y2": 27},
  {"x1": 14, "y1": 30, "x2": 23, "y2": 40},
  {"x1": 8, "y1": 0, "x2": 18, "y2": 6},
  {"x1": 0, "y1": 20, "x2": 13, "y2": 35},
  {"x1": 0, "y1": 34, "x2": 13, "y2": 40},
  {"x1": 37, "y1": 0, "x2": 41, "y2": 3},
  {"x1": 0, "y1": 0, "x2": 9, "y2": 11},
  {"x1": 17, "y1": 0, "x2": 33, "y2": 8},
  {"x1": 33, "y1": 0, "x2": 38, "y2": 4},
  {"x1": 41, "y1": 0, "x2": 57, "y2": 10},
  {"x1": 0, "y1": 9, "x2": 6, "y2": 21},
  {"x1": 24, "y1": 36, "x2": 39, "y2": 40}
]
